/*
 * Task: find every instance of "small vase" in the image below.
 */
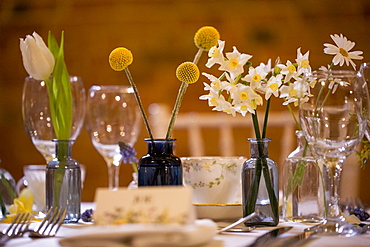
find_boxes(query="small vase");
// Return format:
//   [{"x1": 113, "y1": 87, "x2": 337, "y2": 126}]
[
  {"x1": 242, "y1": 138, "x2": 279, "y2": 226},
  {"x1": 282, "y1": 130, "x2": 327, "y2": 223},
  {"x1": 46, "y1": 139, "x2": 81, "y2": 223},
  {"x1": 138, "y1": 139, "x2": 182, "y2": 186},
  {"x1": 0, "y1": 167, "x2": 16, "y2": 219}
]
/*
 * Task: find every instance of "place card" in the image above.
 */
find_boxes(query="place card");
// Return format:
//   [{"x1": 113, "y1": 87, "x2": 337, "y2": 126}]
[{"x1": 94, "y1": 186, "x2": 195, "y2": 225}]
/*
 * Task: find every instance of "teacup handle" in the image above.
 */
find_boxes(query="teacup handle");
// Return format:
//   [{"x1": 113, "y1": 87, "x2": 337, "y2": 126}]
[{"x1": 16, "y1": 176, "x2": 28, "y2": 195}]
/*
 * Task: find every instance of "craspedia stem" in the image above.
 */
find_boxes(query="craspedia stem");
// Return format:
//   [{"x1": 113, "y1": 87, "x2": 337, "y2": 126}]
[
  {"x1": 166, "y1": 62, "x2": 199, "y2": 139},
  {"x1": 109, "y1": 47, "x2": 153, "y2": 139}
]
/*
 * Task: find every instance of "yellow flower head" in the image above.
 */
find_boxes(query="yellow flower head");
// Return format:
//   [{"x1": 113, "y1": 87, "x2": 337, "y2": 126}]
[
  {"x1": 3, "y1": 188, "x2": 35, "y2": 223},
  {"x1": 109, "y1": 47, "x2": 133, "y2": 71},
  {"x1": 194, "y1": 26, "x2": 220, "y2": 51},
  {"x1": 176, "y1": 62, "x2": 199, "y2": 84}
]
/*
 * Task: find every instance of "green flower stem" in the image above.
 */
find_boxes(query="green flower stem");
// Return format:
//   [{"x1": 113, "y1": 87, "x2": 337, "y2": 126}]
[
  {"x1": 193, "y1": 48, "x2": 204, "y2": 65},
  {"x1": 53, "y1": 140, "x2": 68, "y2": 206},
  {"x1": 124, "y1": 67, "x2": 154, "y2": 140},
  {"x1": 287, "y1": 104, "x2": 301, "y2": 131},
  {"x1": 166, "y1": 82, "x2": 188, "y2": 139},
  {"x1": 262, "y1": 98, "x2": 271, "y2": 138},
  {"x1": 1, "y1": 174, "x2": 16, "y2": 200},
  {"x1": 0, "y1": 192, "x2": 6, "y2": 216}
]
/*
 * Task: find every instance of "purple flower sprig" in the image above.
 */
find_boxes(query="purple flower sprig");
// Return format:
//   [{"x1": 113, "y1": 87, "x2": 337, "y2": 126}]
[{"x1": 118, "y1": 141, "x2": 138, "y2": 172}]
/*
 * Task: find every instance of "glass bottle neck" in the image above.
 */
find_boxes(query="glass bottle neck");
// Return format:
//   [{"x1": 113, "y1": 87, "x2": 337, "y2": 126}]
[
  {"x1": 54, "y1": 139, "x2": 74, "y2": 159},
  {"x1": 248, "y1": 138, "x2": 270, "y2": 158},
  {"x1": 145, "y1": 139, "x2": 176, "y2": 156}
]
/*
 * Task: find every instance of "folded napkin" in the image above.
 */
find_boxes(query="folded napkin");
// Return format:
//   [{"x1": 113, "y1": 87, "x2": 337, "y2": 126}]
[{"x1": 59, "y1": 219, "x2": 217, "y2": 247}]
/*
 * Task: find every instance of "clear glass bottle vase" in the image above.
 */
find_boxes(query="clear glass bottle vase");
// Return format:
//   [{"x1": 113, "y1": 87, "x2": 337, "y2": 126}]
[
  {"x1": 138, "y1": 139, "x2": 182, "y2": 186},
  {"x1": 46, "y1": 139, "x2": 81, "y2": 223},
  {"x1": 282, "y1": 130, "x2": 327, "y2": 223},
  {"x1": 242, "y1": 138, "x2": 279, "y2": 226}
]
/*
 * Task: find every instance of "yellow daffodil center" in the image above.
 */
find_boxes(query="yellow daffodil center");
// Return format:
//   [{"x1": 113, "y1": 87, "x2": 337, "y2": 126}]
[
  {"x1": 269, "y1": 83, "x2": 278, "y2": 91},
  {"x1": 210, "y1": 97, "x2": 219, "y2": 106},
  {"x1": 208, "y1": 47, "x2": 219, "y2": 58},
  {"x1": 176, "y1": 61, "x2": 200, "y2": 84},
  {"x1": 109, "y1": 47, "x2": 133, "y2": 71},
  {"x1": 228, "y1": 58, "x2": 239, "y2": 70},
  {"x1": 240, "y1": 105, "x2": 248, "y2": 112},
  {"x1": 212, "y1": 82, "x2": 220, "y2": 88},
  {"x1": 240, "y1": 91, "x2": 249, "y2": 101},
  {"x1": 301, "y1": 59, "x2": 310, "y2": 68},
  {"x1": 194, "y1": 26, "x2": 220, "y2": 51},
  {"x1": 252, "y1": 74, "x2": 261, "y2": 82},
  {"x1": 288, "y1": 65, "x2": 296, "y2": 73},
  {"x1": 339, "y1": 48, "x2": 349, "y2": 57},
  {"x1": 223, "y1": 108, "x2": 231, "y2": 113},
  {"x1": 289, "y1": 88, "x2": 298, "y2": 97}
]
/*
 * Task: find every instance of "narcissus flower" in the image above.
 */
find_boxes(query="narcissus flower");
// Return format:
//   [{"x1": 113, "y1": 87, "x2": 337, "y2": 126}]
[{"x1": 3, "y1": 188, "x2": 35, "y2": 223}]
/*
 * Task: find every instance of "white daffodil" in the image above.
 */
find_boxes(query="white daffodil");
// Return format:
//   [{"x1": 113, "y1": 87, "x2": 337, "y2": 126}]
[
  {"x1": 202, "y1": 72, "x2": 229, "y2": 91},
  {"x1": 280, "y1": 78, "x2": 310, "y2": 106},
  {"x1": 206, "y1": 40, "x2": 225, "y2": 68},
  {"x1": 280, "y1": 60, "x2": 299, "y2": 83},
  {"x1": 264, "y1": 74, "x2": 283, "y2": 100},
  {"x1": 19, "y1": 32, "x2": 55, "y2": 81},
  {"x1": 231, "y1": 84, "x2": 263, "y2": 114},
  {"x1": 243, "y1": 62, "x2": 269, "y2": 89},
  {"x1": 218, "y1": 46, "x2": 252, "y2": 80},
  {"x1": 199, "y1": 83, "x2": 229, "y2": 111},
  {"x1": 295, "y1": 48, "x2": 311, "y2": 74},
  {"x1": 323, "y1": 33, "x2": 363, "y2": 69}
]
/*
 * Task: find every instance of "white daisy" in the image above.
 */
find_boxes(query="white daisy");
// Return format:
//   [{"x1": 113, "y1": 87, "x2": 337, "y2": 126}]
[{"x1": 323, "y1": 33, "x2": 363, "y2": 69}]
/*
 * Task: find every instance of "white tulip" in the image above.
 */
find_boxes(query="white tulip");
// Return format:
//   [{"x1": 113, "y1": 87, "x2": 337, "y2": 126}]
[{"x1": 19, "y1": 32, "x2": 55, "y2": 81}]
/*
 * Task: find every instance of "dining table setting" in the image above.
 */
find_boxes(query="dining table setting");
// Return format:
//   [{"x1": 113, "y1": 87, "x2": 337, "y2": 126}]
[{"x1": 2, "y1": 25, "x2": 370, "y2": 247}]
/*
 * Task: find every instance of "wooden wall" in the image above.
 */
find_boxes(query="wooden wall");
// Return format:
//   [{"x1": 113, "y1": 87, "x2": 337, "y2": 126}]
[{"x1": 1, "y1": 0, "x2": 370, "y2": 204}]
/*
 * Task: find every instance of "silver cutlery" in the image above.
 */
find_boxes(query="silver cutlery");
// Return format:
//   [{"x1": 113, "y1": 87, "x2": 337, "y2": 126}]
[
  {"x1": 217, "y1": 212, "x2": 257, "y2": 234},
  {"x1": 247, "y1": 226, "x2": 293, "y2": 247},
  {"x1": 0, "y1": 212, "x2": 32, "y2": 246},
  {"x1": 28, "y1": 207, "x2": 67, "y2": 238}
]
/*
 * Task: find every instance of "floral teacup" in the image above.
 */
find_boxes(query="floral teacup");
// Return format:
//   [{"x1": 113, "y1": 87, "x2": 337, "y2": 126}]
[{"x1": 181, "y1": 156, "x2": 245, "y2": 204}]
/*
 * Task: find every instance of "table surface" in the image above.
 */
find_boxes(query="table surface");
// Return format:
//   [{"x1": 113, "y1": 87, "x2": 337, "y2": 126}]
[{"x1": 1, "y1": 203, "x2": 369, "y2": 247}]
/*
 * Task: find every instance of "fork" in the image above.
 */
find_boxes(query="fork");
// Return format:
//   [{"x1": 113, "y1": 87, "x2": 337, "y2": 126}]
[
  {"x1": 0, "y1": 212, "x2": 32, "y2": 246},
  {"x1": 29, "y1": 207, "x2": 67, "y2": 238}
]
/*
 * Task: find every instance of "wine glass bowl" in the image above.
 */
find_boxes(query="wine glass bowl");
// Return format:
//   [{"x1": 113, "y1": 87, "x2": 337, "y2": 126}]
[
  {"x1": 85, "y1": 85, "x2": 141, "y2": 190},
  {"x1": 22, "y1": 76, "x2": 86, "y2": 162},
  {"x1": 299, "y1": 70, "x2": 366, "y2": 235},
  {"x1": 358, "y1": 62, "x2": 370, "y2": 141}
]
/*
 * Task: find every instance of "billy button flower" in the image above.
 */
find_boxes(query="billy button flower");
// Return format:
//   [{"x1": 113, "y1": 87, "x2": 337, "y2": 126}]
[
  {"x1": 109, "y1": 47, "x2": 153, "y2": 139},
  {"x1": 166, "y1": 62, "x2": 199, "y2": 139},
  {"x1": 193, "y1": 26, "x2": 220, "y2": 65}
]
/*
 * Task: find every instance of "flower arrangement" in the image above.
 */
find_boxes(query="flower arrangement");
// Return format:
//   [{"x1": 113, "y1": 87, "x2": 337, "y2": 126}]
[
  {"x1": 200, "y1": 33, "x2": 364, "y2": 222},
  {"x1": 108, "y1": 26, "x2": 219, "y2": 140},
  {"x1": 19, "y1": 31, "x2": 73, "y2": 207}
]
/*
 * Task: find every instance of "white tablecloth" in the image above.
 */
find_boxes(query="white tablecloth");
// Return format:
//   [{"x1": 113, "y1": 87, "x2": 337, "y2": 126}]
[{"x1": 1, "y1": 203, "x2": 369, "y2": 247}]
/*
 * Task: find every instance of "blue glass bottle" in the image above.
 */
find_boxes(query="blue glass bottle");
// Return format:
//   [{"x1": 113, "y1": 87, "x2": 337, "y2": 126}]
[
  {"x1": 138, "y1": 139, "x2": 182, "y2": 186},
  {"x1": 46, "y1": 139, "x2": 81, "y2": 223}
]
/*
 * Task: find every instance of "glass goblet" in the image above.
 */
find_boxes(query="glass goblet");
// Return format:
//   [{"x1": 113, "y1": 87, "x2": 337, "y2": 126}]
[
  {"x1": 85, "y1": 85, "x2": 141, "y2": 190},
  {"x1": 22, "y1": 76, "x2": 86, "y2": 162},
  {"x1": 299, "y1": 70, "x2": 367, "y2": 236},
  {"x1": 358, "y1": 62, "x2": 370, "y2": 140}
]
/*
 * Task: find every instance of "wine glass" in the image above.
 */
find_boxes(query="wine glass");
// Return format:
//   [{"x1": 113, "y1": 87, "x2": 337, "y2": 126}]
[
  {"x1": 299, "y1": 70, "x2": 367, "y2": 236},
  {"x1": 85, "y1": 85, "x2": 141, "y2": 190},
  {"x1": 358, "y1": 62, "x2": 370, "y2": 140},
  {"x1": 22, "y1": 76, "x2": 86, "y2": 162}
]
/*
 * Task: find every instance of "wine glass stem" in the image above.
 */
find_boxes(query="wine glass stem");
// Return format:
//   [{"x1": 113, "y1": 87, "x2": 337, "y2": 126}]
[
  {"x1": 107, "y1": 162, "x2": 121, "y2": 190},
  {"x1": 326, "y1": 160, "x2": 343, "y2": 219}
]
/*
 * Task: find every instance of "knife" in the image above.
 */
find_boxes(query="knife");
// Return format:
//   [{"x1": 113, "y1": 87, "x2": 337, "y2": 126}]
[
  {"x1": 247, "y1": 226, "x2": 293, "y2": 247},
  {"x1": 268, "y1": 230, "x2": 316, "y2": 247}
]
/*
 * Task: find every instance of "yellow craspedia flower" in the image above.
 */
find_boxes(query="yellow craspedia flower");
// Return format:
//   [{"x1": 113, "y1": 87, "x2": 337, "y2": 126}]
[
  {"x1": 176, "y1": 62, "x2": 199, "y2": 84},
  {"x1": 109, "y1": 47, "x2": 133, "y2": 71},
  {"x1": 194, "y1": 26, "x2": 220, "y2": 51}
]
